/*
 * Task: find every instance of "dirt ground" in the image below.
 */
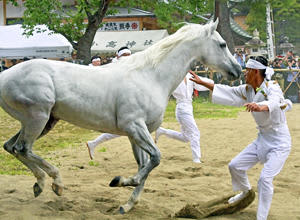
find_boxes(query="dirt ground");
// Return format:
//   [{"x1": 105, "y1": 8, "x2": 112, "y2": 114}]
[{"x1": 0, "y1": 105, "x2": 299, "y2": 220}]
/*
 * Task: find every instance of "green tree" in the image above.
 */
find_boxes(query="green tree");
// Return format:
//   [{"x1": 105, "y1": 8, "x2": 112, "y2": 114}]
[
  {"x1": 8, "y1": 0, "x2": 214, "y2": 64},
  {"x1": 117, "y1": 0, "x2": 213, "y2": 32},
  {"x1": 237, "y1": 0, "x2": 299, "y2": 51}
]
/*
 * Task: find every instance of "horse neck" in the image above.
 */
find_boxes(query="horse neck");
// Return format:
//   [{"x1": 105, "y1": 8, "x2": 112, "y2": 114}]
[{"x1": 152, "y1": 43, "x2": 197, "y2": 96}]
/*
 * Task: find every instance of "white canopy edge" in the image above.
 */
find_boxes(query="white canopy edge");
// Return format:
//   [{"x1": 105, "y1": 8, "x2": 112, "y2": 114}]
[
  {"x1": 0, "y1": 24, "x2": 73, "y2": 59},
  {"x1": 91, "y1": 29, "x2": 169, "y2": 54}
]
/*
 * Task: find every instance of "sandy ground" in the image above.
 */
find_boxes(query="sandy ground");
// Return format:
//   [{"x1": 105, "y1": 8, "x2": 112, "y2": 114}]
[{"x1": 0, "y1": 105, "x2": 299, "y2": 220}]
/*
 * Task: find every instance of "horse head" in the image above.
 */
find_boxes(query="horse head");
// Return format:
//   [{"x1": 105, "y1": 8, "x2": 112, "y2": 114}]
[{"x1": 192, "y1": 18, "x2": 242, "y2": 79}]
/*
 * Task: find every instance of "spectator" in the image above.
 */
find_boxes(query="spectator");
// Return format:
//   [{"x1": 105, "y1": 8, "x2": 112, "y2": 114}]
[
  {"x1": 0, "y1": 60, "x2": 8, "y2": 72},
  {"x1": 11, "y1": 59, "x2": 18, "y2": 67},
  {"x1": 272, "y1": 58, "x2": 285, "y2": 90},
  {"x1": 284, "y1": 59, "x2": 299, "y2": 103},
  {"x1": 234, "y1": 50, "x2": 246, "y2": 69},
  {"x1": 283, "y1": 50, "x2": 295, "y2": 66},
  {"x1": 89, "y1": 55, "x2": 101, "y2": 67},
  {"x1": 111, "y1": 46, "x2": 132, "y2": 63}
]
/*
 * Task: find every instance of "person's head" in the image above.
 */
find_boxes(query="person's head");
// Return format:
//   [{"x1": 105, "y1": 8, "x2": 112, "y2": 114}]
[
  {"x1": 71, "y1": 51, "x2": 77, "y2": 60},
  {"x1": 288, "y1": 50, "x2": 293, "y2": 56},
  {"x1": 117, "y1": 46, "x2": 131, "y2": 58},
  {"x1": 245, "y1": 56, "x2": 270, "y2": 86},
  {"x1": 288, "y1": 59, "x2": 296, "y2": 67},
  {"x1": 91, "y1": 55, "x2": 101, "y2": 66},
  {"x1": 11, "y1": 59, "x2": 17, "y2": 65}
]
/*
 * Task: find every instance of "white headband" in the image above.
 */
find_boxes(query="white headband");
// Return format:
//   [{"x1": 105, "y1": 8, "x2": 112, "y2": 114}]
[
  {"x1": 246, "y1": 59, "x2": 266, "y2": 69},
  {"x1": 118, "y1": 49, "x2": 131, "y2": 57},
  {"x1": 92, "y1": 58, "x2": 101, "y2": 62},
  {"x1": 246, "y1": 58, "x2": 274, "y2": 80}
]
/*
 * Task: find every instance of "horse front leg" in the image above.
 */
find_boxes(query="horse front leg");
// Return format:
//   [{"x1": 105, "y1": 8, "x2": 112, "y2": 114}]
[
  {"x1": 109, "y1": 120, "x2": 160, "y2": 187},
  {"x1": 119, "y1": 139, "x2": 149, "y2": 214}
]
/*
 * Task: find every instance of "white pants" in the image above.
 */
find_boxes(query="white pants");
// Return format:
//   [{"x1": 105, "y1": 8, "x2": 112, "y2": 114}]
[
  {"x1": 228, "y1": 127, "x2": 291, "y2": 220},
  {"x1": 159, "y1": 102, "x2": 201, "y2": 161},
  {"x1": 88, "y1": 133, "x2": 120, "y2": 147}
]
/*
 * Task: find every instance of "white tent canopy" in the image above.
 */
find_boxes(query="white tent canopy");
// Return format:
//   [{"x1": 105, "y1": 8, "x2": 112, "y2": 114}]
[
  {"x1": 91, "y1": 29, "x2": 169, "y2": 54},
  {"x1": 0, "y1": 25, "x2": 72, "y2": 59}
]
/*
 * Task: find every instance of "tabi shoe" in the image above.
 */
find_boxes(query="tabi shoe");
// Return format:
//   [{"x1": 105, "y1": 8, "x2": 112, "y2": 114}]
[
  {"x1": 86, "y1": 141, "x2": 96, "y2": 160},
  {"x1": 193, "y1": 158, "x2": 202, "y2": 163},
  {"x1": 155, "y1": 128, "x2": 163, "y2": 143},
  {"x1": 228, "y1": 190, "x2": 250, "y2": 204}
]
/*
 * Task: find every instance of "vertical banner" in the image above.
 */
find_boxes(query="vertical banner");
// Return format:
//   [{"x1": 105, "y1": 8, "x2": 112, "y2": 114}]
[{"x1": 266, "y1": 3, "x2": 275, "y2": 60}]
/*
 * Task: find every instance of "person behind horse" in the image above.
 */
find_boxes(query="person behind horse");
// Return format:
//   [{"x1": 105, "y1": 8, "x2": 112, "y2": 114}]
[
  {"x1": 86, "y1": 47, "x2": 132, "y2": 159},
  {"x1": 89, "y1": 55, "x2": 101, "y2": 66},
  {"x1": 155, "y1": 71, "x2": 213, "y2": 163},
  {"x1": 111, "y1": 46, "x2": 131, "y2": 63},
  {"x1": 189, "y1": 56, "x2": 292, "y2": 220}
]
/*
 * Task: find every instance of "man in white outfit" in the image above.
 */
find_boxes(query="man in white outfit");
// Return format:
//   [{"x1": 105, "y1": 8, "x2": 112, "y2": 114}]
[
  {"x1": 88, "y1": 55, "x2": 101, "y2": 66},
  {"x1": 86, "y1": 47, "x2": 131, "y2": 159},
  {"x1": 111, "y1": 46, "x2": 131, "y2": 63},
  {"x1": 189, "y1": 56, "x2": 292, "y2": 220},
  {"x1": 155, "y1": 72, "x2": 214, "y2": 163}
]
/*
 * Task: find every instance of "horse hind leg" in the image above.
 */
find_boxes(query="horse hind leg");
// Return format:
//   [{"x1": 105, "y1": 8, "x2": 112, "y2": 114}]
[
  {"x1": 37, "y1": 114, "x2": 59, "y2": 139},
  {"x1": 119, "y1": 140, "x2": 149, "y2": 214},
  {"x1": 3, "y1": 131, "x2": 46, "y2": 197},
  {"x1": 13, "y1": 112, "x2": 64, "y2": 196}
]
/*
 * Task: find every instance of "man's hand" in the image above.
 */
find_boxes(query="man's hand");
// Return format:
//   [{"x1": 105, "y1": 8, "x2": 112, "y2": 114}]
[
  {"x1": 244, "y1": 103, "x2": 269, "y2": 112},
  {"x1": 189, "y1": 70, "x2": 204, "y2": 84},
  {"x1": 189, "y1": 70, "x2": 214, "y2": 91}
]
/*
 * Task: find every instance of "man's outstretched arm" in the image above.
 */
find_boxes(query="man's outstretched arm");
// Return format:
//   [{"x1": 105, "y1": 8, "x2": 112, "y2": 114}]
[{"x1": 189, "y1": 70, "x2": 214, "y2": 91}]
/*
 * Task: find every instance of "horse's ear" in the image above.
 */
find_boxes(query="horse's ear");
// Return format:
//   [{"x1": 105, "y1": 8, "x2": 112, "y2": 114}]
[{"x1": 211, "y1": 18, "x2": 219, "y2": 33}]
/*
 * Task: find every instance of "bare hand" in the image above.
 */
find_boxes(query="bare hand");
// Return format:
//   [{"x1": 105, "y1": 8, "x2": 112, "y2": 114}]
[
  {"x1": 244, "y1": 103, "x2": 267, "y2": 112},
  {"x1": 189, "y1": 70, "x2": 204, "y2": 84}
]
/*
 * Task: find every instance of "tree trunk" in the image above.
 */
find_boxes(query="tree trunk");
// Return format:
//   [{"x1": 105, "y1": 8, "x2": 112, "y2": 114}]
[
  {"x1": 76, "y1": 24, "x2": 99, "y2": 65},
  {"x1": 76, "y1": 0, "x2": 110, "y2": 65},
  {"x1": 214, "y1": 0, "x2": 235, "y2": 54}
]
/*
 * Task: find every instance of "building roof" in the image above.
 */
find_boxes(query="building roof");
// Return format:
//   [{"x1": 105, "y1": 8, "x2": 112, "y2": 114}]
[
  {"x1": 60, "y1": 6, "x2": 155, "y2": 18},
  {"x1": 105, "y1": 7, "x2": 155, "y2": 18},
  {"x1": 230, "y1": 17, "x2": 252, "y2": 39},
  {"x1": 207, "y1": 15, "x2": 252, "y2": 40}
]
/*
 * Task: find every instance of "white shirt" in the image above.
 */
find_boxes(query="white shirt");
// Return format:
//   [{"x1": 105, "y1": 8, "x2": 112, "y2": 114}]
[
  {"x1": 172, "y1": 73, "x2": 213, "y2": 104},
  {"x1": 111, "y1": 57, "x2": 118, "y2": 63},
  {"x1": 212, "y1": 80, "x2": 291, "y2": 132}
]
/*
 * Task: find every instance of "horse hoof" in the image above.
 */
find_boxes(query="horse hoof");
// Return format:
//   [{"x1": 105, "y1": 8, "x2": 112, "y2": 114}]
[
  {"x1": 52, "y1": 183, "x2": 63, "y2": 196},
  {"x1": 119, "y1": 204, "x2": 133, "y2": 214},
  {"x1": 119, "y1": 206, "x2": 125, "y2": 214},
  {"x1": 109, "y1": 176, "x2": 123, "y2": 187},
  {"x1": 33, "y1": 183, "x2": 43, "y2": 197}
]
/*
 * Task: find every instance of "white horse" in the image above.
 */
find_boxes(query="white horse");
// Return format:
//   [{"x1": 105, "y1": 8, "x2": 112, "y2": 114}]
[{"x1": 0, "y1": 19, "x2": 241, "y2": 213}]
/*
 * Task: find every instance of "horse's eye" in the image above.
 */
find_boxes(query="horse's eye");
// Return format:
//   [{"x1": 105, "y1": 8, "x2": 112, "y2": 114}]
[{"x1": 220, "y1": 43, "x2": 227, "y2": 48}]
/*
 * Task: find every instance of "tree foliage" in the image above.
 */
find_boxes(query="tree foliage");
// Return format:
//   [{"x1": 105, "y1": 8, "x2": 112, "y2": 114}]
[
  {"x1": 6, "y1": 0, "x2": 298, "y2": 61},
  {"x1": 236, "y1": 0, "x2": 299, "y2": 46},
  {"x1": 7, "y1": 0, "x2": 214, "y2": 63},
  {"x1": 116, "y1": 0, "x2": 213, "y2": 32}
]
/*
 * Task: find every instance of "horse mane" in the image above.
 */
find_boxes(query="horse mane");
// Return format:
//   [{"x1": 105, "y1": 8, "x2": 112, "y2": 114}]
[{"x1": 118, "y1": 23, "x2": 210, "y2": 70}]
